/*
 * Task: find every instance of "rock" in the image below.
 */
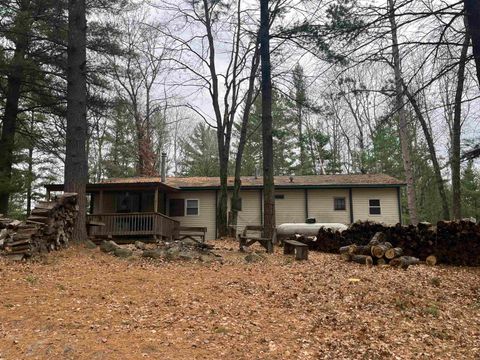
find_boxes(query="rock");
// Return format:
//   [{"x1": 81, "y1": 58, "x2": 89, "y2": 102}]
[
  {"x1": 181, "y1": 238, "x2": 198, "y2": 247},
  {"x1": 165, "y1": 247, "x2": 181, "y2": 260},
  {"x1": 200, "y1": 254, "x2": 215, "y2": 263},
  {"x1": 113, "y1": 247, "x2": 132, "y2": 258},
  {"x1": 179, "y1": 250, "x2": 197, "y2": 261},
  {"x1": 245, "y1": 253, "x2": 265, "y2": 263},
  {"x1": 100, "y1": 240, "x2": 119, "y2": 253},
  {"x1": 142, "y1": 249, "x2": 165, "y2": 259},
  {"x1": 134, "y1": 241, "x2": 147, "y2": 250},
  {"x1": 85, "y1": 239, "x2": 97, "y2": 249}
]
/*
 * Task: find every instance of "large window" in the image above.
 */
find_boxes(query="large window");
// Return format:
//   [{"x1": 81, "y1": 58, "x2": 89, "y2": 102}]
[
  {"x1": 334, "y1": 197, "x2": 346, "y2": 211},
  {"x1": 186, "y1": 199, "x2": 199, "y2": 216},
  {"x1": 369, "y1": 199, "x2": 381, "y2": 215},
  {"x1": 169, "y1": 199, "x2": 185, "y2": 217}
]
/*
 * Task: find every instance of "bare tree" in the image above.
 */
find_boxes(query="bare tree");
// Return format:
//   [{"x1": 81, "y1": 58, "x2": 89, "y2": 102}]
[
  {"x1": 388, "y1": 0, "x2": 418, "y2": 225},
  {"x1": 109, "y1": 10, "x2": 168, "y2": 176}
]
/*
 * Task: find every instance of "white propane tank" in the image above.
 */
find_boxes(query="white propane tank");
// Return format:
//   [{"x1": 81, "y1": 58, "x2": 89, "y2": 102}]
[{"x1": 276, "y1": 223, "x2": 348, "y2": 238}]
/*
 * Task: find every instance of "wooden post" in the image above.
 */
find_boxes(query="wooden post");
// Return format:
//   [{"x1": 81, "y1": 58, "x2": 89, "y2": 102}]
[
  {"x1": 154, "y1": 188, "x2": 159, "y2": 213},
  {"x1": 99, "y1": 190, "x2": 104, "y2": 213},
  {"x1": 46, "y1": 189, "x2": 51, "y2": 201}
]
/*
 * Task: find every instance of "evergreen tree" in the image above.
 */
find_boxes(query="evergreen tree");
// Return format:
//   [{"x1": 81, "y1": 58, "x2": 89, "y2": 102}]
[
  {"x1": 238, "y1": 90, "x2": 297, "y2": 176},
  {"x1": 461, "y1": 161, "x2": 480, "y2": 220},
  {"x1": 179, "y1": 122, "x2": 219, "y2": 177}
]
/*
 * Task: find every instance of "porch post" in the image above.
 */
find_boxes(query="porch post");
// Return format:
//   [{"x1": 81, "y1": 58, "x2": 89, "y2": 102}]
[
  {"x1": 99, "y1": 190, "x2": 104, "y2": 213},
  {"x1": 154, "y1": 188, "x2": 159, "y2": 213}
]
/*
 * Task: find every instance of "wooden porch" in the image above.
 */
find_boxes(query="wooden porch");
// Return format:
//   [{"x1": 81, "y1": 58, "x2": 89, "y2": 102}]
[{"x1": 87, "y1": 212, "x2": 180, "y2": 241}]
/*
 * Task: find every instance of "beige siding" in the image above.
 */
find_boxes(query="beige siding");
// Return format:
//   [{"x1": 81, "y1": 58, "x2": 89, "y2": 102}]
[
  {"x1": 275, "y1": 190, "x2": 306, "y2": 225},
  {"x1": 352, "y1": 188, "x2": 399, "y2": 225},
  {"x1": 167, "y1": 191, "x2": 217, "y2": 240},
  {"x1": 308, "y1": 189, "x2": 350, "y2": 224},
  {"x1": 227, "y1": 190, "x2": 262, "y2": 235}
]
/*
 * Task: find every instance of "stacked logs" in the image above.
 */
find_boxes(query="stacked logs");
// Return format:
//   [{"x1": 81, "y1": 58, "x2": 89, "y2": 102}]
[
  {"x1": 309, "y1": 219, "x2": 480, "y2": 266},
  {"x1": 0, "y1": 193, "x2": 78, "y2": 259},
  {"x1": 339, "y1": 232, "x2": 435, "y2": 269}
]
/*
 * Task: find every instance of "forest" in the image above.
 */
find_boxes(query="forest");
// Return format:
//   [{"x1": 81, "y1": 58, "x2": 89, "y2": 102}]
[{"x1": 1, "y1": 0, "x2": 480, "y2": 236}]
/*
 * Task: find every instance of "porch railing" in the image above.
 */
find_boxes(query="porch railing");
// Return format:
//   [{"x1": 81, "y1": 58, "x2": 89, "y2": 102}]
[{"x1": 87, "y1": 212, "x2": 180, "y2": 239}]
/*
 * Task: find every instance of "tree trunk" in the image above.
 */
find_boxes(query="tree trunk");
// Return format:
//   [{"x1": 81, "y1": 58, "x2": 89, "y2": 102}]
[
  {"x1": 260, "y1": 0, "x2": 275, "y2": 238},
  {"x1": 402, "y1": 83, "x2": 450, "y2": 220},
  {"x1": 230, "y1": 42, "x2": 260, "y2": 232},
  {"x1": 0, "y1": 0, "x2": 31, "y2": 215},
  {"x1": 451, "y1": 31, "x2": 470, "y2": 219},
  {"x1": 464, "y1": 0, "x2": 480, "y2": 86},
  {"x1": 65, "y1": 0, "x2": 88, "y2": 242},
  {"x1": 388, "y1": 0, "x2": 418, "y2": 225},
  {"x1": 26, "y1": 111, "x2": 35, "y2": 216}
]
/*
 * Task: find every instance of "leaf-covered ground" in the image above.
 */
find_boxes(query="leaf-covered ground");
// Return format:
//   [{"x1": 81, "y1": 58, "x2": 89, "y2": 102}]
[{"x1": 0, "y1": 240, "x2": 479, "y2": 359}]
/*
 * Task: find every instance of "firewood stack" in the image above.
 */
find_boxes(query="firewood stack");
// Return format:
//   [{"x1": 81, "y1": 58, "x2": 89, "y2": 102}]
[
  {"x1": 339, "y1": 232, "x2": 435, "y2": 269},
  {"x1": 0, "y1": 193, "x2": 78, "y2": 259},
  {"x1": 309, "y1": 219, "x2": 480, "y2": 266}
]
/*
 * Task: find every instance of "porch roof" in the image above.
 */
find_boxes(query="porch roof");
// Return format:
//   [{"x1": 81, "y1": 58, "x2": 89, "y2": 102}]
[{"x1": 45, "y1": 180, "x2": 180, "y2": 193}]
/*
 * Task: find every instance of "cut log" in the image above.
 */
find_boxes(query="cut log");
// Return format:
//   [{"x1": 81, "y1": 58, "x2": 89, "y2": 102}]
[
  {"x1": 426, "y1": 255, "x2": 437, "y2": 266},
  {"x1": 351, "y1": 254, "x2": 373, "y2": 266},
  {"x1": 371, "y1": 242, "x2": 393, "y2": 258},
  {"x1": 385, "y1": 247, "x2": 403, "y2": 259},
  {"x1": 389, "y1": 256, "x2": 420, "y2": 269}
]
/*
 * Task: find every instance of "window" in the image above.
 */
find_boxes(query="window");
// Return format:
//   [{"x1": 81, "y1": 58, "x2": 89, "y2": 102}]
[
  {"x1": 169, "y1": 199, "x2": 185, "y2": 217},
  {"x1": 275, "y1": 194, "x2": 285, "y2": 199},
  {"x1": 334, "y1": 197, "x2": 346, "y2": 211},
  {"x1": 369, "y1": 199, "x2": 381, "y2": 215},
  {"x1": 186, "y1": 199, "x2": 199, "y2": 216}
]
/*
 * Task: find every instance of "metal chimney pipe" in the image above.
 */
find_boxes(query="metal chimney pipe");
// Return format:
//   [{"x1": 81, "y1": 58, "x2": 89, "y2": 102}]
[
  {"x1": 161, "y1": 152, "x2": 167, "y2": 182},
  {"x1": 254, "y1": 166, "x2": 259, "y2": 179}
]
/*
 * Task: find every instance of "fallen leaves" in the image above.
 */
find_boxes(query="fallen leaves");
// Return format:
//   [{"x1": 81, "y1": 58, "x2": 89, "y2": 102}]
[{"x1": 0, "y1": 240, "x2": 479, "y2": 359}]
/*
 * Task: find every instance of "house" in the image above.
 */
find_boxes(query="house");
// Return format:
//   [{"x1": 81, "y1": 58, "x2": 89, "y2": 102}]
[{"x1": 45, "y1": 174, "x2": 405, "y2": 241}]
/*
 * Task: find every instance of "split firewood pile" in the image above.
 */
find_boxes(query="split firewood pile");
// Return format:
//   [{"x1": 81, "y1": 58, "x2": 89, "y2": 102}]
[
  {"x1": 339, "y1": 231, "x2": 437, "y2": 269},
  {"x1": 0, "y1": 193, "x2": 78, "y2": 260},
  {"x1": 301, "y1": 219, "x2": 480, "y2": 266}
]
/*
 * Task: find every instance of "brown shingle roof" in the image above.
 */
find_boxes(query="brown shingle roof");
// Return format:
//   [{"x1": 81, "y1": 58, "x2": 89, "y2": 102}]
[{"x1": 99, "y1": 174, "x2": 405, "y2": 188}]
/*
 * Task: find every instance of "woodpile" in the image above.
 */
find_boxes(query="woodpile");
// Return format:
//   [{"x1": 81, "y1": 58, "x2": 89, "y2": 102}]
[
  {"x1": 340, "y1": 232, "x2": 425, "y2": 269},
  {"x1": 0, "y1": 193, "x2": 78, "y2": 260},
  {"x1": 306, "y1": 219, "x2": 480, "y2": 266}
]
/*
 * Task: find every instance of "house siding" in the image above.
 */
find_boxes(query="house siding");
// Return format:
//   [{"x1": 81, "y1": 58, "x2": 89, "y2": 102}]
[
  {"x1": 227, "y1": 190, "x2": 262, "y2": 235},
  {"x1": 308, "y1": 189, "x2": 351, "y2": 223},
  {"x1": 275, "y1": 189, "x2": 306, "y2": 225},
  {"x1": 167, "y1": 190, "x2": 217, "y2": 241},
  {"x1": 352, "y1": 188, "x2": 399, "y2": 225}
]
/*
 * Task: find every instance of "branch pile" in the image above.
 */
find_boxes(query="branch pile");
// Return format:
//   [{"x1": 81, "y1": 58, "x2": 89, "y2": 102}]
[
  {"x1": 304, "y1": 220, "x2": 480, "y2": 266},
  {"x1": 0, "y1": 193, "x2": 78, "y2": 260}
]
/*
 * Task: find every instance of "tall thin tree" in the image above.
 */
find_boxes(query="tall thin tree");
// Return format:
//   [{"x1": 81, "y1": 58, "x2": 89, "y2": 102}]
[
  {"x1": 65, "y1": 0, "x2": 88, "y2": 241},
  {"x1": 260, "y1": 0, "x2": 275, "y2": 238}
]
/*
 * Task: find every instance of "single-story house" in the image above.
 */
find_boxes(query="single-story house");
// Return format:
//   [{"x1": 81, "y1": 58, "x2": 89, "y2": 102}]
[{"x1": 45, "y1": 174, "x2": 405, "y2": 241}]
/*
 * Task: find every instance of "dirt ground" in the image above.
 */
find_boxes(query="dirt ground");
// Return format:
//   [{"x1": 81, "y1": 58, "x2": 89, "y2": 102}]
[{"x1": 0, "y1": 239, "x2": 479, "y2": 360}]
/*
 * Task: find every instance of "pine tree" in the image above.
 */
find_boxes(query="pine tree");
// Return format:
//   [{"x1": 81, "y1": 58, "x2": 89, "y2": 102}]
[{"x1": 179, "y1": 122, "x2": 219, "y2": 177}]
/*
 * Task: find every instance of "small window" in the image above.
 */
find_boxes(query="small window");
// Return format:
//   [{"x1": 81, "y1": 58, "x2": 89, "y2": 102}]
[
  {"x1": 334, "y1": 197, "x2": 346, "y2": 211},
  {"x1": 369, "y1": 199, "x2": 381, "y2": 215},
  {"x1": 231, "y1": 197, "x2": 242, "y2": 211},
  {"x1": 169, "y1": 199, "x2": 185, "y2": 217},
  {"x1": 186, "y1": 199, "x2": 199, "y2": 216},
  {"x1": 275, "y1": 194, "x2": 285, "y2": 199}
]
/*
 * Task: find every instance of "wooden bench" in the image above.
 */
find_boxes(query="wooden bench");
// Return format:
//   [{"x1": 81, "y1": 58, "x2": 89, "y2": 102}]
[
  {"x1": 284, "y1": 239, "x2": 308, "y2": 260},
  {"x1": 179, "y1": 227, "x2": 207, "y2": 243},
  {"x1": 238, "y1": 225, "x2": 273, "y2": 254}
]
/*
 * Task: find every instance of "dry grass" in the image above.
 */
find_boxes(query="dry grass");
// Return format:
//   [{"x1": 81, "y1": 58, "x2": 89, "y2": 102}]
[{"x1": 0, "y1": 239, "x2": 479, "y2": 359}]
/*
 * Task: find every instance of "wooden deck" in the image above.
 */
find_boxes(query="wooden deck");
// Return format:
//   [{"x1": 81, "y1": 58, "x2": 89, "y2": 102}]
[{"x1": 87, "y1": 212, "x2": 180, "y2": 240}]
